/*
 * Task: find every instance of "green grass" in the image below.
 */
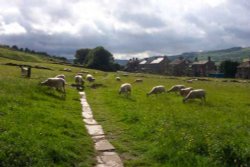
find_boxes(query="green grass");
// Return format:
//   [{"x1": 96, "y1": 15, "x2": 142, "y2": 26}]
[
  {"x1": 85, "y1": 73, "x2": 250, "y2": 167},
  {"x1": 0, "y1": 57, "x2": 99, "y2": 166},
  {"x1": 1, "y1": 48, "x2": 250, "y2": 166},
  {"x1": 0, "y1": 47, "x2": 57, "y2": 63}
]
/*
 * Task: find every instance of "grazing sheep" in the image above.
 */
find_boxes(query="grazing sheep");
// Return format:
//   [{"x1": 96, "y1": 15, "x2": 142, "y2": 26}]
[
  {"x1": 75, "y1": 75, "x2": 84, "y2": 86},
  {"x1": 180, "y1": 87, "x2": 193, "y2": 97},
  {"x1": 183, "y1": 89, "x2": 206, "y2": 103},
  {"x1": 63, "y1": 68, "x2": 71, "y2": 72},
  {"x1": 41, "y1": 78, "x2": 66, "y2": 93},
  {"x1": 76, "y1": 72, "x2": 84, "y2": 76},
  {"x1": 147, "y1": 85, "x2": 165, "y2": 96},
  {"x1": 86, "y1": 74, "x2": 95, "y2": 82},
  {"x1": 116, "y1": 77, "x2": 121, "y2": 81},
  {"x1": 119, "y1": 83, "x2": 132, "y2": 96},
  {"x1": 186, "y1": 79, "x2": 193, "y2": 83},
  {"x1": 167, "y1": 85, "x2": 185, "y2": 93},
  {"x1": 55, "y1": 74, "x2": 65, "y2": 80},
  {"x1": 134, "y1": 79, "x2": 143, "y2": 83}
]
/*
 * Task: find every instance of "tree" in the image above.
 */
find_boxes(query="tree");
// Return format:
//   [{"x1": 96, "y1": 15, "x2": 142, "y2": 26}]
[
  {"x1": 12, "y1": 45, "x2": 19, "y2": 50},
  {"x1": 219, "y1": 60, "x2": 239, "y2": 78},
  {"x1": 85, "y1": 46, "x2": 115, "y2": 71},
  {"x1": 74, "y1": 48, "x2": 91, "y2": 64}
]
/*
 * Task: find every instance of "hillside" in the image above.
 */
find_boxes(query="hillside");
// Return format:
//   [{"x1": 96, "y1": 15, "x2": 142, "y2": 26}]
[
  {"x1": 0, "y1": 47, "x2": 66, "y2": 63},
  {"x1": 171, "y1": 47, "x2": 250, "y2": 62}
]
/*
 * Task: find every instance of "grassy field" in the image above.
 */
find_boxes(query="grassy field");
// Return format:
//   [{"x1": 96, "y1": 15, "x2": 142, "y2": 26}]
[
  {"x1": 0, "y1": 56, "x2": 101, "y2": 166},
  {"x1": 0, "y1": 49, "x2": 250, "y2": 167},
  {"x1": 85, "y1": 73, "x2": 250, "y2": 167}
]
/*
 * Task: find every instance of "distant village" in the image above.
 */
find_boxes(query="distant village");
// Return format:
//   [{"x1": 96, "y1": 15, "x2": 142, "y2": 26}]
[{"x1": 125, "y1": 56, "x2": 250, "y2": 79}]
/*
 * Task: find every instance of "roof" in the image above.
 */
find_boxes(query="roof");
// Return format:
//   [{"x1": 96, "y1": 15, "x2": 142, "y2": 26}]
[
  {"x1": 192, "y1": 60, "x2": 209, "y2": 65},
  {"x1": 150, "y1": 57, "x2": 164, "y2": 64},
  {"x1": 170, "y1": 59, "x2": 186, "y2": 65},
  {"x1": 238, "y1": 61, "x2": 250, "y2": 68},
  {"x1": 139, "y1": 60, "x2": 147, "y2": 64}
]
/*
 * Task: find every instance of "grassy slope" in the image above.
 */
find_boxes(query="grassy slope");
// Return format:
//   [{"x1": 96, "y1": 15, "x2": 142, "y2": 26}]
[
  {"x1": 0, "y1": 47, "x2": 57, "y2": 63},
  {"x1": 85, "y1": 73, "x2": 250, "y2": 167},
  {"x1": 0, "y1": 56, "x2": 97, "y2": 166},
  {"x1": 197, "y1": 47, "x2": 250, "y2": 62}
]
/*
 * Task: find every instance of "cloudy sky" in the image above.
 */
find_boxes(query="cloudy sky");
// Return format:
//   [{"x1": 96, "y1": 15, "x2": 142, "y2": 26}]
[{"x1": 0, "y1": 0, "x2": 250, "y2": 59}]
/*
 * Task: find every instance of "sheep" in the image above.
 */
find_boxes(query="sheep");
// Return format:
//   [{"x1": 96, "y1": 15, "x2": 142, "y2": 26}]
[
  {"x1": 63, "y1": 68, "x2": 71, "y2": 72},
  {"x1": 186, "y1": 79, "x2": 193, "y2": 83},
  {"x1": 167, "y1": 85, "x2": 185, "y2": 93},
  {"x1": 180, "y1": 87, "x2": 193, "y2": 97},
  {"x1": 183, "y1": 89, "x2": 206, "y2": 103},
  {"x1": 76, "y1": 72, "x2": 84, "y2": 76},
  {"x1": 86, "y1": 74, "x2": 95, "y2": 82},
  {"x1": 134, "y1": 79, "x2": 143, "y2": 83},
  {"x1": 116, "y1": 77, "x2": 121, "y2": 81},
  {"x1": 40, "y1": 78, "x2": 66, "y2": 93},
  {"x1": 119, "y1": 83, "x2": 132, "y2": 96},
  {"x1": 147, "y1": 85, "x2": 165, "y2": 96},
  {"x1": 55, "y1": 74, "x2": 65, "y2": 80},
  {"x1": 75, "y1": 75, "x2": 84, "y2": 86}
]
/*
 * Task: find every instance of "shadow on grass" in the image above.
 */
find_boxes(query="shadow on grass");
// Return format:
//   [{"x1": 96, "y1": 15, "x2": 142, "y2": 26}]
[{"x1": 43, "y1": 90, "x2": 66, "y2": 100}]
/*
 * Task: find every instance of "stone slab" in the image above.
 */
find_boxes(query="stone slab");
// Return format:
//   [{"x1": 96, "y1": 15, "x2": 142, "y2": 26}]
[
  {"x1": 85, "y1": 125, "x2": 104, "y2": 136},
  {"x1": 82, "y1": 106, "x2": 92, "y2": 113},
  {"x1": 100, "y1": 154, "x2": 123, "y2": 167},
  {"x1": 92, "y1": 135, "x2": 106, "y2": 142},
  {"x1": 82, "y1": 111, "x2": 93, "y2": 119},
  {"x1": 95, "y1": 139, "x2": 115, "y2": 151},
  {"x1": 83, "y1": 118, "x2": 98, "y2": 125}
]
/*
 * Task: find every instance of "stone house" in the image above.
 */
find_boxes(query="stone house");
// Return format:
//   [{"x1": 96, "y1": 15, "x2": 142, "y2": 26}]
[
  {"x1": 236, "y1": 59, "x2": 250, "y2": 79},
  {"x1": 138, "y1": 56, "x2": 169, "y2": 74},
  {"x1": 192, "y1": 57, "x2": 217, "y2": 77},
  {"x1": 168, "y1": 57, "x2": 191, "y2": 76}
]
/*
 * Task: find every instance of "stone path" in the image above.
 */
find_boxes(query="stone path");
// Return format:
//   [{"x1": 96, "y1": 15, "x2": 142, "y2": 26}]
[{"x1": 79, "y1": 92, "x2": 123, "y2": 167}]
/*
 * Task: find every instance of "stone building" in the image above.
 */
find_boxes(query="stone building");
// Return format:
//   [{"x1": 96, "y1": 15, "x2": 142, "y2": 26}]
[
  {"x1": 138, "y1": 56, "x2": 169, "y2": 74},
  {"x1": 168, "y1": 57, "x2": 191, "y2": 76},
  {"x1": 236, "y1": 59, "x2": 250, "y2": 79},
  {"x1": 192, "y1": 57, "x2": 217, "y2": 77}
]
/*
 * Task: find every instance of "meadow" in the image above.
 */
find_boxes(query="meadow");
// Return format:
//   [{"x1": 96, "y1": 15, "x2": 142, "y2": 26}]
[{"x1": 0, "y1": 48, "x2": 250, "y2": 166}]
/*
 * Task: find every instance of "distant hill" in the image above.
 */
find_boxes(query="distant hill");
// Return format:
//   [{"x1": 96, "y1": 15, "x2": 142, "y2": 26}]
[
  {"x1": 114, "y1": 59, "x2": 128, "y2": 66},
  {"x1": 171, "y1": 47, "x2": 250, "y2": 62},
  {"x1": 0, "y1": 47, "x2": 66, "y2": 63}
]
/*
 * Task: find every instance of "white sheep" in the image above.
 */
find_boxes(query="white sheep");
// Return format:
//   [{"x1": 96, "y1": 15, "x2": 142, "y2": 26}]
[
  {"x1": 116, "y1": 77, "x2": 121, "y2": 81},
  {"x1": 119, "y1": 83, "x2": 132, "y2": 96},
  {"x1": 75, "y1": 75, "x2": 84, "y2": 86},
  {"x1": 55, "y1": 74, "x2": 65, "y2": 80},
  {"x1": 183, "y1": 89, "x2": 206, "y2": 103},
  {"x1": 186, "y1": 79, "x2": 193, "y2": 83},
  {"x1": 180, "y1": 87, "x2": 193, "y2": 97},
  {"x1": 167, "y1": 85, "x2": 185, "y2": 93},
  {"x1": 147, "y1": 85, "x2": 165, "y2": 96},
  {"x1": 86, "y1": 74, "x2": 95, "y2": 82},
  {"x1": 41, "y1": 78, "x2": 66, "y2": 93}
]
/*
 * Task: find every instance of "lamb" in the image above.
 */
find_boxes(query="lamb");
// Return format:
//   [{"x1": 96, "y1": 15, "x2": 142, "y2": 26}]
[
  {"x1": 147, "y1": 85, "x2": 165, "y2": 96},
  {"x1": 167, "y1": 85, "x2": 185, "y2": 93},
  {"x1": 75, "y1": 75, "x2": 84, "y2": 86},
  {"x1": 55, "y1": 74, "x2": 65, "y2": 80},
  {"x1": 180, "y1": 87, "x2": 193, "y2": 97},
  {"x1": 134, "y1": 79, "x2": 143, "y2": 83},
  {"x1": 86, "y1": 74, "x2": 95, "y2": 82},
  {"x1": 183, "y1": 89, "x2": 206, "y2": 103},
  {"x1": 119, "y1": 83, "x2": 132, "y2": 96},
  {"x1": 40, "y1": 78, "x2": 66, "y2": 93},
  {"x1": 116, "y1": 77, "x2": 121, "y2": 81}
]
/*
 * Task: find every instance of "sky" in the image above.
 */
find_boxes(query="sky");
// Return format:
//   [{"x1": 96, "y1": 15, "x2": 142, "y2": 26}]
[{"x1": 0, "y1": 0, "x2": 250, "y2": 59}]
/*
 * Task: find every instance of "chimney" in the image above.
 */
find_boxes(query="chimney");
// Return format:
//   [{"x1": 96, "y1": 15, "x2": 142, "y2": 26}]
[{"x1": 208, "y1": 56, "x2": 211, "y2": 61}]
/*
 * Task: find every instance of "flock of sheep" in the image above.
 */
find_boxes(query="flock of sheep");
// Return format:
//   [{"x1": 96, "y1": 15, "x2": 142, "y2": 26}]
[
  {"x1": 40, "y1": 71, "x2": 206, "y2": 103},
  {"x1": 118, "y1": 78, "x2": 206, "y2": 103},
  {"x1": 40, "y1": 73, "x2": 95, "y2": 93}
]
